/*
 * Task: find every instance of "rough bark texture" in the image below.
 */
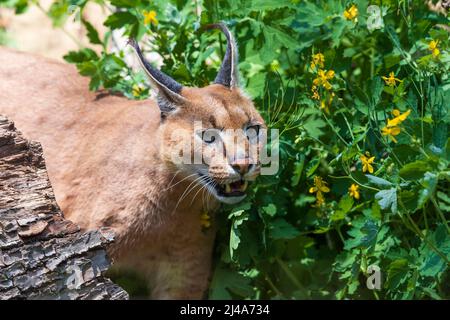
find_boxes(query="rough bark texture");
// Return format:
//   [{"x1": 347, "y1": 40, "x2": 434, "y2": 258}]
[{"x1": 0, "y1": 115, "x2": 128, "y2": 300}]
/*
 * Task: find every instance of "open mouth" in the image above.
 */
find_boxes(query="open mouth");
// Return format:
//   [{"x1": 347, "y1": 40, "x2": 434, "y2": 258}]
[
  {"x1": 198, "y1": 173, "x2": 248, "y2": 198},
  {"x1": 215, "y1": 180, "x2": 248, "y2": 197}
]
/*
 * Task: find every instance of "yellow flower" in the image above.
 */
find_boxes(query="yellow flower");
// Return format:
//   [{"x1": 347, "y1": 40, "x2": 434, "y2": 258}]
[
  {"x1": 132, "y1": 84, "x2": 143, "y2": 97},
  {"x1": 200, "y1": 212, "x2": 211, "y2": 229},
  {"x1": 309, "y1": 176, "x2": 330, "y2": 202},
  {"x1": 428, "y1": 39, "x2": 438, "y2": 50},
  {"x1": 360, "y1": 152, "x2": 375, "y2": 173},
  {"x1": 382, "y1": 72, "x2": 403, "y2": 87},
  {"x1": 143, "y1": 10, "x2": 158, "y2": 26},
  {"x1": 382, "y1": 126, "x2": 401, "y2": 143},
  {"x1": 312, "y1": 91, "x2": 320, "y2": 100},
  {"x1": 320, "y1": 99, "x2": 328, "y2": 112},
  {"x1": 344, "y1": 4, "x2": 358, "y2": 21},
  {"x1": 315, "y1": 191, "x2": 326, "y2": 206},
  {"x1": 311, "y1": 85, "x2": 320, "y2": 100},
  {"x1": 313, "y1": 69, "x2": 335, "y2": 90},
  {"x1": 311, "y1": 53, "x2": 325, "y2": 69},
  {"x1": 392, "y1": 109, "x2": 401, "y2": 117},
  {"x1": 387, "y1": 109, "x2": 411, "y2": 127},
  {"x1": 329, "y1": 91, "x2": 335, "y2": 104},
  {"x1": 348, "y1": 184, "x2": 360, "y2": 200},
  {"x1": 428, "y1": 40, "x2": 440, "y2": 58},
  {"x1": 270, "y1": 60, "x2": 280, "y2": 72}
]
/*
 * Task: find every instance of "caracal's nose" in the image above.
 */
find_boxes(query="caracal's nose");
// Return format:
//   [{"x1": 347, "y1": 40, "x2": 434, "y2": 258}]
[{"x1": 231, "y1": 159, "x2": 253, "y2": 175}]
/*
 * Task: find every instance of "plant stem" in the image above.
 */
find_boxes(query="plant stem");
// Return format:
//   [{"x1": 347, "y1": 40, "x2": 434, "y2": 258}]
[
  {"x1": 276, "y1": 257, "x2": 308, "y2": 294},
  {"x1": 400, "y1": 204, "x2": 449, "y2": 265},
  {"x1": 430, "y1": 196, "x2": 450, "y2": 234},
  {"x1": 265, "y1": 276, "x2": 282, "y2": 297},
  {"x1": 336, "y1": 225, "x2": 345, "y2": 244},
  {"x1": 322, "y1": 112, "x2": 349, "y2": 147}
]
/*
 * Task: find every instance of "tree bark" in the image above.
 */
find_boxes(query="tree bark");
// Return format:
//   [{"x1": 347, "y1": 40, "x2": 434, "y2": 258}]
[{"x1": 0, "y1": 115, "x2": 128, "y2": 300}]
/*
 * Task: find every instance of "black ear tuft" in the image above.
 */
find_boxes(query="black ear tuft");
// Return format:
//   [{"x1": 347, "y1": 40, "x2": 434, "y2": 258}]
[
  {"x1": 206, "y1": 22, "x2": 240, "y2": 88},
  {"x1": 129, "y1": 38, "x2": 186, "y2": 115},
  {"x1": 128, "y1": 38, "x2": 183, "y2": 94}
]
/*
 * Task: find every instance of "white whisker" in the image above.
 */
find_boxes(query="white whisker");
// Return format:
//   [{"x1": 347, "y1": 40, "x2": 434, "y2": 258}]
[
  {"x1": 164, "y1": 172, "x2": 198, "y2": 191},
  {"x1": 172, "y1": 175, "x2": 205, "y2": 213}
]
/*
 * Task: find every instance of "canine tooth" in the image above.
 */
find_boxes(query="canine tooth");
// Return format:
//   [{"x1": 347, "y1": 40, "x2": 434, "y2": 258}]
[
  {"x1": 241, "y1": 181, "x2": 248, "y2": 192},
  {"x1": 225, "y1": 184, "x2": 231, "y2": 193}
]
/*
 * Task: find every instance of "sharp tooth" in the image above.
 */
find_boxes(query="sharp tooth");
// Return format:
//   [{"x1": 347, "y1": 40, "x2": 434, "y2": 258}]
[
  {"x1": 241, "y1": 181, "x2": 248, "y2": 192},
  {"x1": 225, "y1": 184, "x2": 231, "y2": 193}
]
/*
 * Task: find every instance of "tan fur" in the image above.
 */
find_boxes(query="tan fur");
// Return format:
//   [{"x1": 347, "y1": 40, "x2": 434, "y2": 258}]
[{"x1": 0, "y1": 47, "x2": 265, "y2": 299}]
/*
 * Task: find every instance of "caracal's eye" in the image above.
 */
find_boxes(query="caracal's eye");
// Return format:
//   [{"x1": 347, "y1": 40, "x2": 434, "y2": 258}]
[
  {"x1": 202, "y1": 129, "x2": 218, "y2": 144},
  {"x1": 245, "y1": 124, "x2": 261, "y2": 140}
]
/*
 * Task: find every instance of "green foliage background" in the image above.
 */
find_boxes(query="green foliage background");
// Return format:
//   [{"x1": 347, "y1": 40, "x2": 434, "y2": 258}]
[{"x1": 1, "y1": 0, "x2": 449, "y2": 299}]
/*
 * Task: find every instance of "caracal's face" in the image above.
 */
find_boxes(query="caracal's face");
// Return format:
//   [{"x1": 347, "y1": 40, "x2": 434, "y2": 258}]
[
  {"x1": 130, "y1": 23, "x2": 266, "y2": 204},
  {"x1": 160, "y1": 84, "x2": 266, "y2": 204}
]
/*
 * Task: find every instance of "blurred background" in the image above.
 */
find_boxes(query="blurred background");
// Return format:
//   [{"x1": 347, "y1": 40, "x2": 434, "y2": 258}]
[{"x1": 0, "y1": 0, "x2": 105, "y2": 59}]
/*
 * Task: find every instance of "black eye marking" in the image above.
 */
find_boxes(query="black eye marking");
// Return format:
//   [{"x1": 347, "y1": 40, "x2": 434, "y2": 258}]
[{"x1": 202, "y1": 129, "x2": 218, "y2": 144}]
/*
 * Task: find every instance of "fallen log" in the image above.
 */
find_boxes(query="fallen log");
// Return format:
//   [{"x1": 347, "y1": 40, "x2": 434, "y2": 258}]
[{"x1": 0, "y1": 115, "x2": 128, "y2": 300}]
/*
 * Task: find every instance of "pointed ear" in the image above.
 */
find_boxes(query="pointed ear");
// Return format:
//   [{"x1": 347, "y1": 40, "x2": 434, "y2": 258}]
[
  {"x1": 206, "y1": 22, "x2": 240, "y2": 89},
  {"x1": 128, "y1": 38, "x2": 187, "y2": 116}
]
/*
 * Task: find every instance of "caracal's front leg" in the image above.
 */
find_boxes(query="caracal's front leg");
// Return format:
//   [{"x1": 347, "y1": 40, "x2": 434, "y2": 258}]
[{"x1": 150, "y1": 227, "x2": 216, "y2": 299}]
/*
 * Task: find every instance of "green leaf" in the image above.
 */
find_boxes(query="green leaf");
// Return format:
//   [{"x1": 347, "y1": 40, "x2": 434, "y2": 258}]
[
  {"x1": 291, "y1": 154, "x2": 305, "y2": 186},
  {"x1": 422, "y1": 288, "x2": 442, "y2": 300},
  {"x1": 344, "y1": 219, "x2": 379, "y2": 250},
  {"x1": 100, "y1": 54, "x2": 126, "y2": 72},
  {"x1": 247, "y1": 0, "x2": 295, "y2": 12},
  {"x1": 77, "y1": 61, "x2": 98, "y2": 77},
  {"x1": 262, "y1": 203, "x2": 277, "y2": 217},
  {"x1": 104, "y1": 11, "x2": 137, "y2": 29},
  {"x1": 331, "y1": 195, "x2": 353, "y2": 221},
  {"x1": 269, "y1": 219, "x2": 300, "y2": 240},
  {"x1": 209, "y1": 266, "x2": 253, "y2": 299},
  {"x1": 399, "y1": 160, "x2": 430, "y2": 180},
  {"x1": 246, "y1": 72, "x2": 266, "y2": 98},
  {"x1": 375, "y1": 188, "x2": 397, "y2": 213},
  {"x1": 229, "y1": 201, "x2": 252, "y2": 215},
  {"x1": 386, "y1": 259, "x2": 410, "y2": 290},
  {"x1": 370, "y1": 201, "x2": 382, "y2": 220},
  {"x1": 365, "y1": 174, "x2": 392, "y2": 187},
  {"x1": 384, "y1": 54, "x2": 401, "y2": 69},
  {"x1": 63, "y1": 49, "x2": 99, "y2": 63},
  {"x1": 306, "y1": 158, "x2": 320, "y2": 178},
  {"x1": 418, "y1": 172, "x2": 438, "y2": 208},
  {"x1": 433, "y1": 121, "x2": 448, "y2": 149},
  {"x1": 110, "y1": 0, "x2": 137, "y2": 7},
  {"x1": 437, "y1": 191, "x2": 450, "y2": 212},
  {"x1": 342, "y1": 144, "x2": 359, "y2": 162},
  {"x1": 303, "y1": 116, "x2": 327, "y2": 139},
  {"x1": 263, "y1": 25, "x2": 298, "y2": 49},
  {"x1": 419, "y1": 224, "x2": 450, "y2": 278},
  {"x1": 295, "y1": 1, "x2": 330, "y2": 27},
  {"x1": 229, "y1": 211, "x2": 249, "y2": 259},
  {"x1": 294, "y1": 194, "x2": 316, "y2": 207},
  {"x1": 82, "y1": 19, "x2": 102, "y2": 45},
  {"x1": 258, "y1": 22, "x2": 298, "y2": 63},
  {"x1": 330, "y1": 19, "x2": 348, "y2": 48},
  {"x1": 369, "y1": 77, "x2": 383, "y2": 106},
  {"x1": 88, "y1": 74, "x2": 101, "y2": 91},
  {"x1": 47, "y1": 1, "x2": 70, "y2": 27}
]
